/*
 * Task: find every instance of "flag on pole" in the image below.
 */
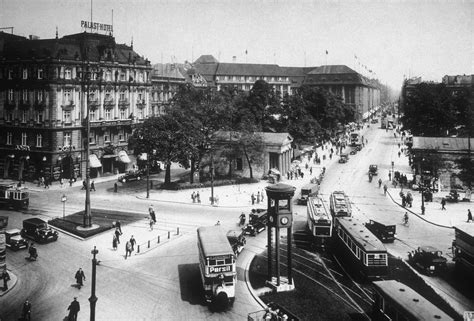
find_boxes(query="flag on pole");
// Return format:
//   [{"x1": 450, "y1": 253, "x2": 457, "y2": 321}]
[
  {"x1": 326, "y1": 50, "x2": 328, "y2": 55},
  {"x1": 245, "y1": 49, "x2": 248, "y2": 55}
]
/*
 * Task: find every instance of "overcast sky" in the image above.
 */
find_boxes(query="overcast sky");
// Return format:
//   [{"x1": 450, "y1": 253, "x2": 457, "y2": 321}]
[{"x1": 1, "y1": 0, "x2": 472, "y2": 90}]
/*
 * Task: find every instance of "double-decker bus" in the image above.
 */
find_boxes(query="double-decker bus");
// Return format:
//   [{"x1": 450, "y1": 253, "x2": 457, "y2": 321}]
[
  {"x1": 333, "y1": 217, "x2": 388, "y2": 279},
  {"x1": 0, "y1": 184, "x2": 29, "y2": 210},
  {"x1": 329, "y1": 191, "x2": 352, "y2": 218},
  {"x1": 452, "y1": 223, "x2": 474, "y2": 276},
  {"x1": 372, "y1": 280, "x2": 454, "y2": 320},
  {"x1": 307, "y1": 196, "x2": 332, "y2": 249},
  {"x1": 197, "y1": 226, "x2": 236, "y2": 306}
]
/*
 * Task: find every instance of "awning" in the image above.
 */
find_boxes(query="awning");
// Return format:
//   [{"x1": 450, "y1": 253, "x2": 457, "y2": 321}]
[
  {"x1": 89, "y1": 154, "x2": 102, "y2": 168},
  {"x1": 118, "y1": 151, "x2": 131, "y2": 163}
]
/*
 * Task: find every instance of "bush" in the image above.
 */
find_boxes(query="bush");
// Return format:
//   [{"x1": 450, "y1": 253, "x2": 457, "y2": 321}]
[{"x1": 159, "y1": 177, "x2": 260, "y2": 190}]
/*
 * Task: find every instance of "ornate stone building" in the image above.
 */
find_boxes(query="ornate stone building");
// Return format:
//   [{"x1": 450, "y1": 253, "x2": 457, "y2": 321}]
[{"x1": 0, "y1": 31, "x2": 152, "y2": 182}]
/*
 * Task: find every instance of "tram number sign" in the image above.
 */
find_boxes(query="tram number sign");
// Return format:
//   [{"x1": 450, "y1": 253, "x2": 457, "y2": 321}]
[{"x1": 208, "y1": 265, "x2": 231, "y2": 273}]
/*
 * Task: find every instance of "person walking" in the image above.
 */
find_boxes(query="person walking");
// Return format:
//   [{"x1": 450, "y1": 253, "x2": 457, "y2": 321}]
[
  {"x1": 2, "y1": 270, "x2": 10, "y2": 290},
  {"x1": 59, "y1": 178, "x2": 64, "y2": 188},
  {"x1": 129, "y1": 235, "x2": 136, "y2": 251},
  {"x1": 467, "y1": 209, "x2": 473, "y2": 223},
  {"x1": 82, "y1": 180, "x2": 87, "y2": 190},
  {"x1": 388, "y1": 172, "x2": 392, "y2": 181},
  {"x1": 383, "y1": 184, "x2": 388, "y2": 196},
  {"x1": 67, "y1": 297, "x2": 80, "y2": 321},
  {"x1": 90, "y1": 180, "x2": 96, "y2": 191},
  {"x1": 149, "y1": 205, "x2": 156, "y2": 223},
  {"x1": 196, "y1": 192, "x2": 201, "y2": 203},
  {"x1": 149, "y1": 217, "x2": 155, "y2": 231},
  {"x1": 125, "y1": 241, "x2": 132, "y2": 259},
  {"x1": 112, "y1": 234, "x2": 118, "y2": 250},
  {"x1": 191, "y1": 191, "x2": 196, "y2": 203},
  {"x1": 115, "y1": 220, "x2": 122, "y2": 234},
  {"x1": 115, "y1": 228, "x2": 121, "y2": 244},
  {"x1": 251, "y1": 193, "x2": 255, "y2": 205},
  {"x1": 256, "y1": 191, "x2": 260, "y2": 204},
  {"x1": 378, "y1": 178, "x2": 382, "y2": 188},
  {"x1": 441, "y1": 198, "x2": 446, "y2": 210},
  {"x1": 75, "y1": 268, "x2": 86, "y2": 289},
  {"x1": 22, "y1": 299, "x2": 32, "y2": 321},
  {"x1": 403, "y1": 212, "x2": 409, "y2": 226},
  {"x1": 114, "y1": 182, "x2": 118, "y2": 193}
]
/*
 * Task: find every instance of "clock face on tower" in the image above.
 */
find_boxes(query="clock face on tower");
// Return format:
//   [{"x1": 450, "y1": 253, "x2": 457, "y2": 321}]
[{"x1": 280, "y1": 217, "x2": 289, "y2": 225}]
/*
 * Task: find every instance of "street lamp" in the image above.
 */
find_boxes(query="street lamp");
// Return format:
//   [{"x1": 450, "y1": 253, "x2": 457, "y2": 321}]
[
  {"x1": 61, "y1": 194, "x2": 67, "y2": 220},
  {"x1": 146, "y1": 149, "x2": 156, "y2": 199},
  {"x1": 89, "y1": 246, "x2": 99, "y2": 321}
]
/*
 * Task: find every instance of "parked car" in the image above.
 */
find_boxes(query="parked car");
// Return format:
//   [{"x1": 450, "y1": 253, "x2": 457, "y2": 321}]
[
  {"x1": 21, "y1": 218, "x2": 58, "y2": 243},
  {"x1": 408, "y1": 246, "x2": 447, "y2": 275},
  {"x1": 226, "y1": 229, "x2": 246, "y2": 256},
  {"x1": 5, "y1": 228, "x2": 28, "y2": 250},
  {"x1": 118, "y1": 170, "x2": 143, "y2": 183},
  {"x1": 369, "y1": 165, "x2": 378, "y2": 176}
]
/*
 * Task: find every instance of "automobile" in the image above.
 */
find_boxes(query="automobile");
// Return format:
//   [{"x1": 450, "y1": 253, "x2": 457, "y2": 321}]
[
  {"x1": 5, "y1": 228, "x2": 28, "y2": 250},
  {"x1": 297, "y1": 183, "x2": 319, "y2": 205},
  {"x1": 243, "y1": 209, "x2": 267, "y2": 236},
  {"x1": 349, "y1": 149, "x2": 357, "y2": 155},
  {"x1": 21, "y1": 218, "x2": 59, "y2": 243},
  {"x1": 118, "y1": 170, "x2": 143, "y2": 183},
  {"x1": 408, "y1": 246, "x2": 447, "y2": 275},
  {"x1": 369, "y1": 165, "x2": 378, "y2": 176},
  {"x1": 226, "y1": 229, "x2": 246, "y2": 256},
  {"x1": 339, "y1": 153, "x2": 349, "y2": 163}
]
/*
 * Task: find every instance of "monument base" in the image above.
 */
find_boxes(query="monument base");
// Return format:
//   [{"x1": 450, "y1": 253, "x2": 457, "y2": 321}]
[{"x1": 265, "y1": 276, "x2": 295, "y2": 293}]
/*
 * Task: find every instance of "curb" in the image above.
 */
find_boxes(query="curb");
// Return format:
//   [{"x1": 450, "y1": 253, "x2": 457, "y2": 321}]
[
  {"x1": 243, "y1": 250, "x2": 267, "y2": 309},
  {"x1": 135, "y1": 194, "x2": 256, "y2": 209}
]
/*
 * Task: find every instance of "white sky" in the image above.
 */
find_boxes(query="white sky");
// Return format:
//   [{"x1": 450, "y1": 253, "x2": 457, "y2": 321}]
[{"x1": 1, "y1": 0, "x2": 472, "y2": 90}]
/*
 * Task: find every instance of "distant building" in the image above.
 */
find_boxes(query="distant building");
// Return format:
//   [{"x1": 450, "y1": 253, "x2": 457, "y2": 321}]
[
  {"x1": 150, "y1": 63, "x2": 186, "y2": 116},
  {"x1": 191, "y1": 55, "x2": 380, "y2": 121},
  {"x1": 0, "y1": 31, "x2": 152, "y2": 182}
]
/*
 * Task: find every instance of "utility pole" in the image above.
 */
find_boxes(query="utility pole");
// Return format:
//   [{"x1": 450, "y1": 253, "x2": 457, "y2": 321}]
[{"x1": 89, "y1": 246, "x2": 99, "y2": 321}]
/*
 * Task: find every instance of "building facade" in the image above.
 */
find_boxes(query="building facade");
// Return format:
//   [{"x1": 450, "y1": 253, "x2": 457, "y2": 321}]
[
  {"x1": 0, "y1": 31, "x2": 152, "y2": 182},
  {"x1": 150, "y1": 63, "x2": 186, "y2": 116}
]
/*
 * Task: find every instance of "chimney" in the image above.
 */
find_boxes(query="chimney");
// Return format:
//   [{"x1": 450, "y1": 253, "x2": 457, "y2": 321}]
[
  {"x1": 29, "y1": 35, "x2": 40, "y2": 40},
  {"x1": 232, "y1": 56, "x2": 236, "y2": 63}
]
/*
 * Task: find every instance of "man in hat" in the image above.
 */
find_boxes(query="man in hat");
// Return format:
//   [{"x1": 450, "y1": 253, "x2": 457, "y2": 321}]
[{"x1": 67, "y1": 297, "x2": 80, "y2": 321}]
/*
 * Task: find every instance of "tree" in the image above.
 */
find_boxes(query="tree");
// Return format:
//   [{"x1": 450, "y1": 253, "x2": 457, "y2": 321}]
[
  {"x1": 128, "y1": 114, "x2": 191, "y2": 185},
  {"x1": 455, "y1": 156, "x2": 474, "y2": 189}
]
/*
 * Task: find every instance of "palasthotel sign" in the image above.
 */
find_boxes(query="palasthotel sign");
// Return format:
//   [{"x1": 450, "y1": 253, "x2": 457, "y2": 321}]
[{"x1": 81, "y1": 20, "x2": 113, "y2": 32}]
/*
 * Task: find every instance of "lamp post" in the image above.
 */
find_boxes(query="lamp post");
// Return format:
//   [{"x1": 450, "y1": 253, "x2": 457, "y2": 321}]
[
  {"x1": 146, "y1": 149, "x2": 156, "y2": 199},
  {"x1": 61, "y1": 194, "x2": 67, "y2": 220},
  {"x1": 89, "y1": 246, "x2": 99, "y2": 321}
]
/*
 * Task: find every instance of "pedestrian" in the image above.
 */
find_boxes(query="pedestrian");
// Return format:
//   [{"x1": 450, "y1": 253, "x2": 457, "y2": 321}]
[
  {"x1": 44, "y1": 178, "x2": 49, "y2": 189},
  {"x1": 398, "y1": 151, "x2": 401, "y2": 158},
  {"x1": 196, "y1": 192, "x2": 201, "y2": 203},
  {"x1": 215, "y1": 220, "x2": 220, "y2": 226},
  {"x1": 69, "y1": 178, "x2": 74, "y2": 187},
  {"x1": 441, "y1": 198, "x2": 446, "y2": 210},
  {"x1": 115, "y1": 228, "x2": 121, "y2": 244},
  {"x1": 191, "y1": 191, "x2": 196, "y2": 203},
  {"x1": 467, "y1": 209, "x2": 473, "y2": 223},
  {"x1": 309, "y1": 167, "x2": 313, "y2": 175},
  {"x1": 22, "y1": 299, "x2": 32, "y2": 321},
  {"x1": 114, "y1": 182, "x2": 118, "y2": 193},
  {"x1": 82, "y1": 180, "x2": 87, "y2": 190},
  {"x1": 378, "y1": 178, "x2": 382, "y2": 188},
  {"x1": 149, "y1": 217, "x2": 155, "y2": 231},
  {"x1": 75, "y1": 268, "x2": 85, "y2": 289},
  {"x1": 383, "y1": 184, "x2": 388, "y2": 195},
  {"x1": 125, "y1": 241, "x2": 132, "y2": 259},
  {"x1": 388, "y1": 172, "x2": 392, "y2": 181},
  {"x1": 129, "y1": 235, "x2": 136, "y2": 251},
  {"x1": 90, "y1": 180, "x2": 96, "y2": 191},
  {"x1": 287, "y1": 171, "x2": 290, "y2": 180},
  {"x1": 256, "y1": 191, "x2": 260, "y2": 204},
  {"x1": 261, "y1": 189, "x2": 264, "y2": 202},
  {"x1": 60, "y1": 177, "x2": 64, "y2": 188},
  {"x1": 112, "y1": 234, "x2": 118, "y2": 250},
  {"x1": 251, "y1": 193, "x2": 255, "y2": 205},
  {"x1": 115, "y1": 220, "x2": 122, "y2": 234},
  {"x1": 149, "y1": 205, "x2": 156, "y2": 223},
  {"x1": 67, "y1": 297, "x2": 80, "y2": 321},
  {"x1": 2, "y1": 270, "x2": 10, "y2": 290}
]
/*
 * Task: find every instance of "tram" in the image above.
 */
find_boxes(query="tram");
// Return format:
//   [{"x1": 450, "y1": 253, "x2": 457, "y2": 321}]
[
  {"x1": 197, "y1": 226, "x2": 236, "y2": 307},
  {"x1": 306, "y1": 196, "x2": 332, "y2": 249},
  {"x1": 329, "y1": 191, "x2": 352, "y2": 217},
  {"x1": 452, "y1": 223, "x2": 474, "y2": 276},
  {"x1": 333, "y1": 217, "x2": 388, "y2": 279},
  {"x1": 0, "y1": 184, "x2": 29, "y2": 210},
  {"x1": 372, "y1": 280, "x2": 454, "y2": 320}
]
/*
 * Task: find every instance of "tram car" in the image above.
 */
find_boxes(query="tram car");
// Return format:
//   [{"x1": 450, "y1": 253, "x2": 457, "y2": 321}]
[
  {"x1": 0, "y1": 184, "x2": 29, "y2": 210},
  {"x1": 306, "y1": 196, "x2": 332, "y2": 249},
  {"x1": 333, "y1": 217, "x2": 388, "y2": 279},
  {"x1": 197, "y1": 226, "x2": 236, "y2": 307},
  {"x1": 329, "y1": 191, "x2": 352, "y2": 217},
  {"x1": 452, "y1": 223, "x2": 474, "y2": 276},
  {"x1": 372, "y1": 280, "x2": 454, "y2": 321}
]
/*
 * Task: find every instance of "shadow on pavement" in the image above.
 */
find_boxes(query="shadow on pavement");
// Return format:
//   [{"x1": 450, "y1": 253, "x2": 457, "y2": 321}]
[{"x1": 178, "y1": 263, "x2": 205, "y2": 306}]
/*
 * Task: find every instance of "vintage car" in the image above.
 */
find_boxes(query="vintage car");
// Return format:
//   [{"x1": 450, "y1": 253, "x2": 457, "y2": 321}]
[
  {"x1": 5, "y1": 228, "x2": 28, "y2": 250},
  {"x1": 408, "y1": 246, "x2": 447, "y2": 275},
  {"x1": 369, "y1": 165, "x2": 378, "y2": 176},
  {"x1": 297, "y1": 183, "x2": 319, "y2": 205},
  {"x1": 243, "y1": 209, "x2": 267, "y2": 236},
  {"x1": 339, "y1": 153, "x2": 349, "y2": 163},
  {"x1": 226, "y1": 229, "x2": 246, "y2": 256},
  {"x1": 118, "y1": 170, "x2": 143, "y2": 183},
  {"x1": 21, "y1": 218, "x2": 59, "y2": 243}
]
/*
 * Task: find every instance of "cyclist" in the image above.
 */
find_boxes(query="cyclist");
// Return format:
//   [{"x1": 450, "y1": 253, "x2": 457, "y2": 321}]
[{"x1": 403, "y1": 212, "x2": 409, "y2": 225}]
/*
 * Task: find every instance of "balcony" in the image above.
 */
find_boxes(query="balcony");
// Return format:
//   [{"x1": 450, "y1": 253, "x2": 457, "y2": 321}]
[
  {"x1": 61, "y1": 100, "x2": 75, "y2": 110},
  {"x1": 118, "y1": 99, "x2": 130, "y2": 109},
  {"x1": 136, "y1": 99, "x2": 146, "y2": 109},
  {"x1": 88, "y1": 98, "x2": 99, "y2": 109},
  {"x1": 104, "y1": 99, "x2": 115, "y2": 109}
]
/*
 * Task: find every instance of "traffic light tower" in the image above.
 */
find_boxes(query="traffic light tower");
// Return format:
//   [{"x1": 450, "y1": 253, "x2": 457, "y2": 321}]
[{"x1": 265, "y1": 183, "x2": 296, "y2": 292}]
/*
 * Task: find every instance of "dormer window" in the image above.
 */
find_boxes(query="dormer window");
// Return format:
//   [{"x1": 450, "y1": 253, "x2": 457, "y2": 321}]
[
  {"x1": 65, "y1": 68, "x2": 72, "y2": 79},
  {"x1": 138, "y1": 73, "x2": 144, "y2": 82},
  {"x1": 8, "y1": 69, "x2": 13, "y2": 79},
  {"x1": 23, "y1": 68, "x2": 28, "y2": 79},
  {"x1": 105, "y1": 70, "x2": 112, "y2": 81},
  {"x1": 38, "y1": 68, "x2": 44, "y2": 80}
]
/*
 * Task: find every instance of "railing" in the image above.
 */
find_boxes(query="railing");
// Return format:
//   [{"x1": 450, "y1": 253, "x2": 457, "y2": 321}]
[{"x1": 135, "y1": 226, "x2": 180, "y2": 255}]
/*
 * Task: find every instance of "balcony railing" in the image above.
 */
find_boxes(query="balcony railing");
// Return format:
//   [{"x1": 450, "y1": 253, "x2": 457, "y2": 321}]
[
  {"x1": 136, "y1": 100, "x2": 146, "y2": 108},
  {"x1": 118, "y1": 99, "x2": 130, "y2": 109},
  {"x1": 104, "y1": 99, "x2": 115, "y2": 109},
  {"x1": 61, "y1": 100, "x2": 75, "y2": 110},
  {"x1": 88, "y1": 98, "x2": 99, "y2": 109}
]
